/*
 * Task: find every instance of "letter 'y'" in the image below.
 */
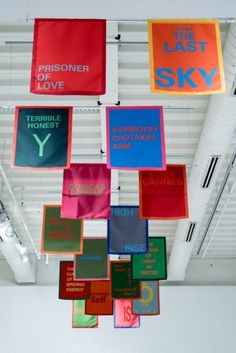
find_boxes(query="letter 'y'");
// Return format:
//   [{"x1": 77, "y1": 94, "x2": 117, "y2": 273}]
[
  {"x1": 198, "y1": 67, "x2": 217, "y2": 87},
  {"x1": 32, "y1": 134, "x2": 51, "y2": 157}
]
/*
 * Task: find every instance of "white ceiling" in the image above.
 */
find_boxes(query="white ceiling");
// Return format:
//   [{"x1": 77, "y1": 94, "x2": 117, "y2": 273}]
[{"x1": 1, "y1": 20, "x2": 236, "y2": 283}]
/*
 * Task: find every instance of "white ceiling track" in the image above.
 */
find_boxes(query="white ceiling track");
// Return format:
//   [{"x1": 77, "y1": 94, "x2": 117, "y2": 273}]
[{"x1": 168, "y1": 22, "x2": 236, "y2": 280}]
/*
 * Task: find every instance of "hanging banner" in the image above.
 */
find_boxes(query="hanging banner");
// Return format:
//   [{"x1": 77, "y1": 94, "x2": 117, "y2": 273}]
[
  {"x1": 106, "y1": 106, "x2": 166, "y2": 170},
  {"x1": 72, "y1": 300, "x2": 98, "y2": 328},
  {"x1": 11, "y1": 106, "x2": 72, "y2": 170},
  {"x1": 108, "y1": 206, "x2": 148, "y2": 254},
  {"x1": 74, "y1": 238, "x2": 109, "y2": 280},
  {"x1": 111, "y1": 261, "x2": 141, "y2": 299},
  {"x1": 132, "y1": 237, "x2": 167, "y2": 280},
  {"x1": 85, "y1": 280, "x2": 113, "y2": 315},
  {"x1": 61, "y1": 163, "x2": 111, "y2": 219},
  {"x1": 41, "y1": 206, "x2": 83, "y2": 254},
  {"x1": 114, "y1": 300, "x2": 140, "y2": 328},
  {"x1": 30, "y1": 19, "x2": 106, "y2": 95},
  {"x1": 148, "y1": 19, "x2": 225, "y2": 95},
  {"x1": 59, "y1": 261, "x2": 90, "y2": 300},
  {"x1": 139, "y1": 164, "x2": 189, "y2": 219},
  {"x1": 132, "y1": 281, "x2": 160, "y2": 315}
]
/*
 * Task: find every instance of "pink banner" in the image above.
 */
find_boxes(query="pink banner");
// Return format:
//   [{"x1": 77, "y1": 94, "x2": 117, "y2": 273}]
[
  {"x1": 61, "y1": 163, "x2": 111, "y2": 219},
  {"x1": 114, "y1": 300, "x2": 140, "y2": 328}
]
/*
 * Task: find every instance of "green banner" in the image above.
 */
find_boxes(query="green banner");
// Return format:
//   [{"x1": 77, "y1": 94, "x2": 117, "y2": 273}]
[
  {"x1": 74, "y1": 238, "x2": 109, "y2": 280},
  {"x1": 132, "y1": 237, "x2": 167, "y2": 280},
  {"x1": 72, "y1": 300, "x2": 98, "y2": 328},
  {"x1": 111, "y1": 261, "x2": 141, "y2": 299},
  {"x1": 41, "y1": 205, "x2": 83, "y2": 254}
]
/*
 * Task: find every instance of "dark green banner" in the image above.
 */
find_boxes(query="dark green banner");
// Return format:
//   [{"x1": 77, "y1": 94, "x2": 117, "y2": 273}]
[
  {"x1": 111, "y1": 261, "x2": 141, "y2": 299},
  {"x1": 132, "y1": 237, "x2": 167, "y2": 280},
  {"x1": 41, "y1": 205, "x2": 83, "y2": 254},
  {"x1": 12, "y1": 106, "x2": 72, "y2": 169},
  {"x1": 74, "y1": 238, "x2": 108, "y2": 280}
]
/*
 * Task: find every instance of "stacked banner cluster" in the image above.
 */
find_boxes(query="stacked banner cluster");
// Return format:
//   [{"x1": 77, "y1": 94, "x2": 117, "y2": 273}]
[{"x1": 9, "y1": 17, "x2": 226, "y2": 329}]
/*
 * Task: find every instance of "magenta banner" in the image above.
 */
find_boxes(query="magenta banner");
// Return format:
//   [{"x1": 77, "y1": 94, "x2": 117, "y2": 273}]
[{"x1": 61, "y1": 163, "x2": 111, "y2": 219}]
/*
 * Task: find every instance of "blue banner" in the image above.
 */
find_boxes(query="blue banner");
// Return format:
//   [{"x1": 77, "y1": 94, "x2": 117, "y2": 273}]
[
  {"x1": 108, "y1": 206, "x2": 148, "y2": 255},
  {"x1": 106, "y1": 106, "x2": 166, "y2": 170},
  {"x1": 132, "y1": 281, "x2": 160, "y2": 315}
]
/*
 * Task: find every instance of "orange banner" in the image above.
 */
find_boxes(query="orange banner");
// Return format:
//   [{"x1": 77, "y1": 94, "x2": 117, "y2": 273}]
[
  {"x1": 85, "y1": 280, "x2": 113, "y2": 315},
  {"x1": 148, "y1": 19, "x2": 225, "y2": 95}
]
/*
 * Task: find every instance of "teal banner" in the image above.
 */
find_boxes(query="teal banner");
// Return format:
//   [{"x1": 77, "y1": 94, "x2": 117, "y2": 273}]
[{"x1": 12, "y1": 106, "x2": 72, "y2": 169}]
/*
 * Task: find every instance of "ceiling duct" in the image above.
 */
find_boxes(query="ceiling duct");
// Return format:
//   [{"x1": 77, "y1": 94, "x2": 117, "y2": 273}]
[
  {"x1": 168, "y1": 23, "x2": 236, "y2": 280},
  {"x1": 0, "y1": 201, "x2": 36, "y2": 283}
]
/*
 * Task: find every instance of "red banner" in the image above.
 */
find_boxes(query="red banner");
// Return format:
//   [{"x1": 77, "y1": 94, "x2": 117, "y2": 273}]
[
  {"x1": 30, "y1": 19, "x2": 106, "y2": 95},
  {"x1": 61, "y1": 163, "x2": 111, "y2": 219},
  {"x1": 59, "y1": 261, "x2": 90, "y2": 300},
  {"x1": 85, "y1": 281, "x2": 113, "y2": 315},
  {"x1": 148, "y1": 20, "x2": 225, "y2": 95},
  {"x1": 139, "y1": 165, "x2": 188, "y2": 219}
]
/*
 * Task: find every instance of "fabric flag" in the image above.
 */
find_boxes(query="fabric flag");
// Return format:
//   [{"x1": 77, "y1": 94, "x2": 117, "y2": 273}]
[
  {"x1": 72, "y1": 300, "x2": 98, "y2": 328},
  {"x1": 108, "y1": 206, "x2": 148, "y2": 254},
  {"x1": 111, "y1": 261, "x2": 141, "y2": 299},
  {"x1": 106, "y1": 106, "x2": 166, "y2": 170},
  {"x1": 114, "y1": 300, "x2": 140, "y2": 328},
  {"x1": 85, "y1": 280, "x2": 113, "y2": 315},
  {"x1": 41, "y1": 206, "x2": 83, "y2": 254},
  {"x1": 139, "y1": 164, "x2": 189, "y2": 219},
  {"x1": 61, "y1": 163, "x2": 111, "y2": 219},
  {"x1": 30, "y1": 19, "x2": 106, "y2": 95},
  {"x1": 74, "y1": 238, "x2": 109, "y2": 280},
  {"x1": 148, "y1": 19, "x2": 225, "y2": 95},
  {"x1": 59, "y1": 261, "x2": 90, "y2": 300},
  {"x1": 132, "y1": 237, "x2": 167, "y2": 280},
  {"x1": 11, "y1": 106, "x2": 72, "y2": 169},
  {"x1": 132, "y1": 281, "x2": 160, "y2": 315}
]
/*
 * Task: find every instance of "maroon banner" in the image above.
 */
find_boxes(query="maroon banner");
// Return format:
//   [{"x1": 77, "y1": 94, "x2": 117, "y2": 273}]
[
  {"x1": 61, "y1": 163, "x2": 111, "y2": 219},
  {"x1": 59, "y1": 261, "x2": 90, "y2": 300},
  {"x1": 139, "y1": 164, "x2": 189, "y2": 219},
  {"x1": 30, "y1": 19, "x2": 106, "y2": 95}
]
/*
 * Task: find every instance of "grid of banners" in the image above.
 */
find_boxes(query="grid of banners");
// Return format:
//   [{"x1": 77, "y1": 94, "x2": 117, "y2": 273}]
[
  {"x1": 30, "y1": 19, "x2": 106, "y2": 95},
  {"x1": 132, "y1": 237, "x2": 167, "y2": 280},
  {"x1": 139, "y1": 165, "x2": 189, "y2": 219},
  {"x1": 41, "y1": 206, "x2": 83, "y2": 254},
  {"x1": 114, "y1": 300, "x2": 140, "y2": 328},
  {"x1": 111, "y1": 261, "x2": 141, "y2": 299},
  {"x1": 58, "y1": 261, "x2": 90, "y2": 300},
  {"x1": 74, "y1": 238, "x2": 109, "y2": 280},
  {"x1": 61, "y1": 163, "x2": 111, "y2": 219},
  {"x1": 11, "y1": 106, "x2": 72, "y2": 169},
  {"x1": 106, "y1": 106, "x2": 166, "y2": 170},
  {"x1": 107, "y1": 206, "x2": 148, "y2": 254},
  {"x1": 148, "y1": 19, "x2": 225, "y2": 95},
  {"x1": 72, "y1": 300, "x2": 98, "y2": 328},
  {"x1": 85, "y1": 280, "x2": 113, "y2": 315},
  {"x1": 132, "y1": 281, "x2": 160, "y2": 315}
]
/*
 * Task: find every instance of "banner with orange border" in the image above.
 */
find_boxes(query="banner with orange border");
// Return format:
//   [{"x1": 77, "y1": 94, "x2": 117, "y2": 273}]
[
  {"x1": 41, "y1": 205, "x2": 83, "y2": 254},
  {"x1": 148, "y1": 19, "x2": 225, "y2": 95}
]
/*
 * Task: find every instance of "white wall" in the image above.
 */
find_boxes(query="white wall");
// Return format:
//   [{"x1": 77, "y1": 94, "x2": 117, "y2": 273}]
[
  {"x1": 1, "y1": 0, "x2": 235, "y2": 21},
  {"x1": 0, "y1": 286, "x2": 236, "y2": 353}
]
